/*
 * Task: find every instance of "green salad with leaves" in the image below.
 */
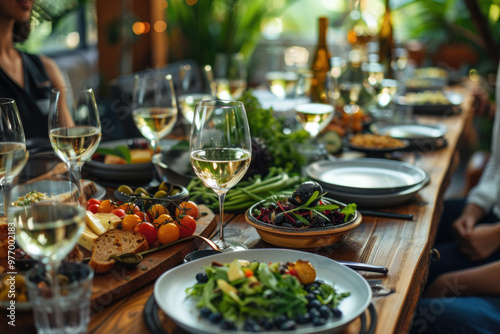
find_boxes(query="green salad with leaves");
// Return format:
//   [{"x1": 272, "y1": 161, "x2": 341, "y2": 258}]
[{"x1": 186, "y1": 258, "x2": 350, "y2": 332}]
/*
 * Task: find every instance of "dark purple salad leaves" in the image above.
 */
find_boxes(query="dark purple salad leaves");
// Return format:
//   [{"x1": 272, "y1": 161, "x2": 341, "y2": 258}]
[{"x1": 252, "y1": 190, "x2": 357, "y2": 229}]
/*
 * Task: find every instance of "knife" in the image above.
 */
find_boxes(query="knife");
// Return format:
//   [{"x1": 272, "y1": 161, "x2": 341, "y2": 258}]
[
  {"x1": 337, "y1": 261, "x2": 389, "y2": 274},
  {"x1": 359, "y1": 210, "x2": 413, "y2": 221}
]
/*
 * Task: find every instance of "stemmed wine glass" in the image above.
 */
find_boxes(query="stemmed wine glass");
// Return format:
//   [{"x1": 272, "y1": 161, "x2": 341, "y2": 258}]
[
  {"x1": 0, "y1": 98, "x2": 28, "y2": 214},
  {"x1": 190, "y1": 100, "x2": 252, "y2": 252},
  {"x1": 48, "y1": 87, "x2": 101, "y2": 196},
  {"x1": 178, "y1": 64, "x2": 214, "y2": 124},
  {"x1": 5, "y1": 152, "x2": 87, "y2": 332},
  {"x1": 213, "y1": 52, "x2": 247, "y2": 100},
  {"x1": 133, "y1": 72, "x2": 178, "y2": 154}
]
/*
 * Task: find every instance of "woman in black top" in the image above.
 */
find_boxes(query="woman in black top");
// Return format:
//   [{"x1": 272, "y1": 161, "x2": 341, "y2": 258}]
[{"x1": 0, "y1": 0, "x2": 66, "y2": 139}]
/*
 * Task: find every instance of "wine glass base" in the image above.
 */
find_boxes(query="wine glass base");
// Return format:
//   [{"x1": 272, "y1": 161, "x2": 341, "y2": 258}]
[{"x1": 212, "y1": 239, "x2": 247, "y2": 252}]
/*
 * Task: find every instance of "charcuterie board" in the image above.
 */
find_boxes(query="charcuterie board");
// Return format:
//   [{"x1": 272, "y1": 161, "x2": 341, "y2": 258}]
[{"x1": 89, "y1": 205, "x2": 216, "y2": 311}]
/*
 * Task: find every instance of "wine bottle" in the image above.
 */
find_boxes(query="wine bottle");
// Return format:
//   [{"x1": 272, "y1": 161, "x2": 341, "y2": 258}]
[
  {"x1": 378, "y1": 0, "x2": 394, "y2": 78},
  {"x1": 345, "y1": 0, "x2": 376, "y2": 57},
  {"x1": 310, "y1": 17, "x2": 332, "y2": 103}
]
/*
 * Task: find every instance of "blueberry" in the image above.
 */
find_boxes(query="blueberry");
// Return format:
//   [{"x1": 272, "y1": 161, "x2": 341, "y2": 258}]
[
  {"x1": 313, "y1": 317, "x2": 327, "y2": 326},
  {"x1": 306, "y1": 293, "x2": 316, "y2": 301},
  {"x1": 199, "y1": 307, "x2": 212, "y2": 319},
  {"x1": 259, "y1": 318, "x2": 274, "y2": 330},
  {"x1": 280, "y1": 320, "x2": 297, "y2": 331},
  {"x1": 208, "y1": 312, "x2": 222, "y2": 324},
  {"x1": 332, "y1": 308, "x2": 343, "y2": 318},
  {"x1": 195, "y1": 272, "x2": 208, "y2": 283},
  {"x1": 309, "y1": 308, "x2": 321, "y2": 319},
  {"x1": 311, "y1": 289, "x2": 321, "y2": 296},
  {"x1": 273, "y1": 314, "x2": 288, "y2": 327},
  {"x1": 243, "y1": 319, "x2": 261, "y2": 332},
  {"x1": 319, "y1": 305, "x2": 332, "y2": 319},
  {"x1": 220, "y1": 319, "x2": 237, "y2": 331},
  {"x1": 308, "y1": 299, "x2": 322, "y2": 309},
  {"x1": 306, "y1": 283, "x2": 319, "y2": 291},
  {"x1": 297, "y1": 312, "x2": 311, "y2": 324}
]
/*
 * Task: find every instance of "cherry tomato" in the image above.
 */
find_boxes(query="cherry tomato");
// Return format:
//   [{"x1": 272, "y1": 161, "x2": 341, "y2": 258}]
[
  {"x1": 153, "y1": 214, "x2": 174, "y2": 229},
  {"x1": 87, "y1": 203, "x2": 100, "y2": 214},
  {"x1": 111, "y1": 208, "x2": 126, "y2": 219},
  {"x1": 135, "y1": 222, "x2": 157, "y2": 244},
  {"x1": 176, "y1": 215, "x2": 197, "y2": 238},
  {"x1": 175, "y1": 201, "x2": 199, "y2": 219},
  {"x1": 118, "y1": 203, "x2": 140, "y2": 214},
  {"x1": 135, "y1": 212, "x2": 151, "y2": 223},
  {"x1": 122, "y1": 214, "x2": 141, "y2": 231},
  {"x1": 98, "y1": 199, "x2": 115, "y2": 213},
  {"x1": 148, "y1": 204, "x2": 169, "y2": 219},
  {"x1": 86, "y1": 198, "x2": 102, "y2": 209},
  {"x1": 157, "y1": 223, "x2": 180, "y2": 244}
]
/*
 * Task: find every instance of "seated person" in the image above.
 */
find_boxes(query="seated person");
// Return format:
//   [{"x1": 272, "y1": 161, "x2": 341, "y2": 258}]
[
  {"x1": 410, "y1": 63, "x2": 500, "y2": 334},
  {"x1": 0, "y1": 0, "x2": 66, "y2": 139}
]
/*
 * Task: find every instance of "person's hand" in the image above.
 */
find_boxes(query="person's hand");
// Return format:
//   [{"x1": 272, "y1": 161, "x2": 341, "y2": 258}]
[
  {"x1": 458, "y1": 223, "x2": 500, "y2": 261},
  {"x1": 452, "y1": 203, "x2": 484, "y2": 240}
]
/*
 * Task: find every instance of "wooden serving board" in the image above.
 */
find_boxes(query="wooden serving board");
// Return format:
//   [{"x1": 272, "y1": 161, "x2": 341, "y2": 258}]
[{"x1": 89, "y1": 205, "x2": 216, "y2": 312}]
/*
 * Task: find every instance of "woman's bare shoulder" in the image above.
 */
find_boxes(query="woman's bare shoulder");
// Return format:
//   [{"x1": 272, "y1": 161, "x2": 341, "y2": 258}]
[{"x1": 39, "y1": 55, "x2": 66, "y2": 88}]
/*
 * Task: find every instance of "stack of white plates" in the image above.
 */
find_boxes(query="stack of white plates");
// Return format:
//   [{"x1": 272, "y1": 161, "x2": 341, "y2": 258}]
[{"x1": 306, "y1": 158, "x2": 429, "y2": 208}]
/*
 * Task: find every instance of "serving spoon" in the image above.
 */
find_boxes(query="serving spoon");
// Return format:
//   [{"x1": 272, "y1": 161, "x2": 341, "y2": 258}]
[{"x1": 84, "y1": 235, "x2": 221, "y2": 269}]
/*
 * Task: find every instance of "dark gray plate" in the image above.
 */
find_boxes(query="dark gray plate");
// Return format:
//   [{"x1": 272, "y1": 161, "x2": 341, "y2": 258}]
[{"x1": 369, "y1": 121, "x2": 447, "y2": 140}]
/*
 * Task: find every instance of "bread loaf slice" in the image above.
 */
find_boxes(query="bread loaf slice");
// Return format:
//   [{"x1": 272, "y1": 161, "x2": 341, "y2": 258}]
[{"x1": 88, "y1": 229, "x2": 149, "y2": 273}]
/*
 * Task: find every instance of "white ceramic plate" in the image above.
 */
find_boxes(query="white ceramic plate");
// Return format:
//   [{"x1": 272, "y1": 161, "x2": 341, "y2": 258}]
[
  {"x1": 370, "y1": 121, "x2": 447, "y2": 140},
  {"x1": 323, "y1": 175, "x2": 429, "y2": 208},
  {"x1": 306, "y1": 159, "x2": 428, "y2": 195},
  {"x1": 154, "y1": 249, "x2": 372, "y2": 334}
]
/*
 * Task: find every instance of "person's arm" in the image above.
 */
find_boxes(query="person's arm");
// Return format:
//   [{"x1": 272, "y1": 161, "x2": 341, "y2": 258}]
[
  {"x1": 425, "y1": 261, "x2": 500, "y2": 298},
  {"x1": 40, "y1": 55, "x2": 66, "y2": 89}
]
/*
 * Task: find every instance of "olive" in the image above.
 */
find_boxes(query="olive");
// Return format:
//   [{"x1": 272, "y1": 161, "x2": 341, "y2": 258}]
[
  {"x1": 159, "y1": 182, "x2": 172, "y2": 193},
  {"x1": 134, "y1": 187, "x2": 149, "y2": 196},
  {"x1": 117, "y1": 185, "x2": 133, "y2": 195},
  {"x1": 168, "y1": 187, "x2": 180, "y2": 196},
  {"x1": 154, "y1": 190, "x2": 168, "y2": 198},
  {"x1": 290, "y1": 181, "x2": 323, "y2": 207}
]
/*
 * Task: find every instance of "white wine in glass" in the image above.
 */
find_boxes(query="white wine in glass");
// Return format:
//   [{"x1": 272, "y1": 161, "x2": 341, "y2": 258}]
[
  {"x1": 190, "y1": 100, "x2": 251, "y2": 252},
  {"x1": 0, "y1": 98, "x2": 27, "y2": 214},
  {"x1": 133, "y1": 73, "x2": 178, "y2": 153},
  {"x1": 48, "y1": 87, "x2": 102, "y2": 196},
  {"x1": 5, "y1": 152, "x2": 87, "y2": 332}
]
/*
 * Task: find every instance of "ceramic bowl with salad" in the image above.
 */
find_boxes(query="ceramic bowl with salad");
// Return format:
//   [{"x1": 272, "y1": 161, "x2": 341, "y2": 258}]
[{"x1": 245, "y1": 181, "x2": 361, "y2": 249}]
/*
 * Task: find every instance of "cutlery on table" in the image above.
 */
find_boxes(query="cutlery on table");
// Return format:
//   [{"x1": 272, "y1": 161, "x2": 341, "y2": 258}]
[{"x1": 337, "y1": 261, "x2": 389, "y2": 274}]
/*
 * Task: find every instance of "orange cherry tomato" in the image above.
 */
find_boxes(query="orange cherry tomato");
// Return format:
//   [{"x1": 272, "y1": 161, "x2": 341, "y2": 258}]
[
  {"x1": 175, "y1": 201, "x2": 199, "y2": 219},
  {"x1": 152, "y1": 214, "x2": 174, "y2": 229},
  {"x1": 148, "y1": 204, "x2": 169, "y2": 220},
  {"x1": 98, "y1": 199, "x2": 115, "y2": 213},
  {"x1": 122, "y1": 214, "x2": 141, "y2": 230},
  {"x1": 118, "y1": 203, "x2": 140, "y2": 214},
  {"x1": 157, "y1": 223, "x2": 180, "y2": 244},
  {"x1": 176, "y1": 215, "x2": 197, "y2": 238}
]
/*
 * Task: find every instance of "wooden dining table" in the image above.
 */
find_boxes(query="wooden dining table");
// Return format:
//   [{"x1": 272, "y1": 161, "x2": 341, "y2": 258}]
[{"x1": 4, "y1": 79, "x2": 477, "y2": 334}]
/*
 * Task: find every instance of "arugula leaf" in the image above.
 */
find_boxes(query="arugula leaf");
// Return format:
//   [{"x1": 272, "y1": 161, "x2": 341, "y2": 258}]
[
  {"x1": 95, "y1": 146, "x2": 131, "y2": 163},
  {"x1": 340, "y1": 203, "x2": 358, "y2": 222}
]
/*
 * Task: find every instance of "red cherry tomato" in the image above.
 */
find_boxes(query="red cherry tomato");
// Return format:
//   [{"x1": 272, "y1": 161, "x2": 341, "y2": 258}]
[
  {"x1": 111, "y1": 208, "x2": 126, "y2": 219},
  {"x1": 86, "y1": 198, "x2": 102, "y2": 209},
  {"x1": 87, "y1": 203, "x2": 100, "y2": 214},
  {"x1": 135, "y1": 222, "x2": 157, "y2": 245},
  {"x1": 176, "y1": 215, "x2": 197, "y2": 238}
]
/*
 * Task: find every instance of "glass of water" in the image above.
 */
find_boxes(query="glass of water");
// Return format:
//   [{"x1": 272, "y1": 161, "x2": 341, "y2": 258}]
[{"x1": 25, "y1": 262, "x2": 94, "y2": 334}]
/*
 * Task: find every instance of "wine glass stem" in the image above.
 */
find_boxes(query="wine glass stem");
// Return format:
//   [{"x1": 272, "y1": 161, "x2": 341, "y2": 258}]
[
  {"x1": 70, "y1": 163, "x2": 84, "y2": 201},
  {"x1": 217, "y1": 192, "x2": 227, "y2": 245},
  {"x1": 151, "y1": 138, "x2": 160, "y2": 154}
]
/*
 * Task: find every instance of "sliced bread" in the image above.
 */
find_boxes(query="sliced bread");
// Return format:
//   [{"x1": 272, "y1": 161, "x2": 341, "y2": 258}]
[{"x1": 88, "y1": 229, "x2": 149, "y2": 273}]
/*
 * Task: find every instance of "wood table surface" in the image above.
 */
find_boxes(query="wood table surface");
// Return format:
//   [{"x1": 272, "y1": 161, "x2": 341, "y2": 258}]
[{"x1": 3, "y1": 80, "x2": 477, "y2": 334}]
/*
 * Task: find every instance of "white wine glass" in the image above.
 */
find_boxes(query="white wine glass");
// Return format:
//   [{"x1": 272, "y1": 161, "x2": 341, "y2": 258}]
[
  {"x1": 190, "y1": 100, "x2": 252, "y2": 252},
  {"x1": 48, "y1": 87, "x2": 101, "y2": 197},
  {"x1": 214, "y1": 52, "x2": 247, "y2": 100},
  {"x1": 5, "y1": 153, "x2": 87, "y2": 332},
  {"x1": 178, "y1": 64, "x2": 214, "y2": 124},
  {"x1": 0, "y1": 98, "x2": 28, "y2": 214},
  {"x1": 133, "y1": 72, "x2": 178, "y2": 153}
]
